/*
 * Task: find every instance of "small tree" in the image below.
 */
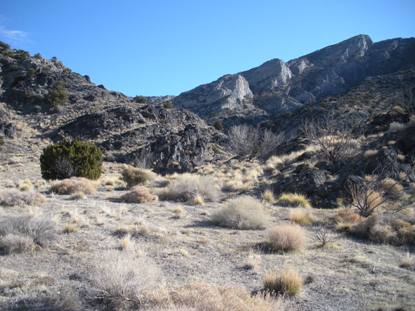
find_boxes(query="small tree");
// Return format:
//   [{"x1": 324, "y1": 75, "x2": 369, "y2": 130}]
[
  {"x1": 46, "y1": 81, "x2": 68, "y2": 108},
  {"x1": 133, "y1": 96, "x2": 146, "y2": 103},
  {"x1": 40, "y1": 139, "x2": 103, "y2": 180}
]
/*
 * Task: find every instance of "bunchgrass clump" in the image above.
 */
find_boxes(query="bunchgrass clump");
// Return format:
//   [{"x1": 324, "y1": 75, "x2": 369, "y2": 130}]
[
  {"x1": 276, "y1": 193, "x2": 312, "y2": 208},
  {"x1": 121, "y1": 166, "x2": 156, "y2": 188},
  {"x1": 159, "y1": 173, "x2": 220, "y2": 204},
  {"x1": 267, "y1": 224, "x2": 305, "y2": 252},
  {"x1": 211, "y1": 196, "x2": 269, "y2": 229},
  {"x1": 263, "y1": 268, "x2": 303, "y2": 296},
  {"x1": 119, "y1": 185, "x2": 157, "y2": 203},
  {"x1": 50, "y1": 177, "x2": 97, "y2": 195}
]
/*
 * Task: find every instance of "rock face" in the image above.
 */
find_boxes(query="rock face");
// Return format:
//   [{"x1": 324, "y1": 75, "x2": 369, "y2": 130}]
[
  {"x1": 0, "y1": 43, "x2": 226, "y2": 173},
  {"x1": 173, "y1": 35, "x2": 415, "y2": 125}
]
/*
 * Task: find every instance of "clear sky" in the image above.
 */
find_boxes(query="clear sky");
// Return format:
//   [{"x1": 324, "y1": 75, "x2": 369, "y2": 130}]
[{"x1": 1, "y1": 0, "x2": 414, "y2": 96}]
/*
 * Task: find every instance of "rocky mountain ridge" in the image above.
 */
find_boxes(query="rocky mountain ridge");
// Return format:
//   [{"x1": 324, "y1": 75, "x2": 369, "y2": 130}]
[{"x1": 173, "y1": 35, "x2": 415, "y2": 126}]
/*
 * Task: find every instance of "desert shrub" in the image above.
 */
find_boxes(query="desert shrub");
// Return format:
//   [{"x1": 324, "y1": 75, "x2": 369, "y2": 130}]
[
  {"x1": 211, "y1": 196, "x2": 269, "y2": 229},
  {"x1": 40, "y1": 139, "x2": 102, "y2": 180},
  {"x1": 263, "y1": 268, "x2": 303, "y2": 296},
  {"x1": 0, "y1": 189, "x2": 45, "y2": 206},
  {"x1": 313, "y1": 227, "x2": 333, "y2": 247},
  {"x1": 228, "y1": 125, "x2": 285, "y2": 158},
  {"x1": 133, "y1": 95, "x2": 146, "y2": 103},
  {"x1": 87, "y1": 251, "x2": 163, "y2": 310},
  {"x1": 122, "y1": 166, "x2": 156, "y2": 188},
  {"x1": 276, "y1": 193, "x2": 311, "y2": 208},
  {"x1": 159, "y1": 174, "x2": 220, "y2": 203},
  {"x1": 120, "y1": 185, "x2": 157, "y2": 203},
  {"x1": 289, "y1": 209, "x2": 314, "y2": 225},
  {"x1": 50, "y1": 177, "x2": 97, "y2": 195},
  {"x1": 0, "y1": 234, "x2": 35, "y2": 255},
  {"x1": 0, "y1": 216, "x2": 56, "y2": 248},
  {"x1": 346, "y1": 177, "x2": 385, "y2": 217},
  {"x1": 302, "y1": 111, "x2": 362, "y2": 165},
  {"x1": 46, "y1": 81, "x2": 68, "y2": 108},
  {"x1": 267, "y1": 224, "x2": 305, "y2": 252}
]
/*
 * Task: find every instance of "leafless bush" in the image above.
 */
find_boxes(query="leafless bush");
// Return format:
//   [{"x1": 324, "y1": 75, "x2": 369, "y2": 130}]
[
  {"x1": 313, "y1": 227, "x2": 333, "y2": 247},
  {"x1": 346, "y1": 177, "x2": 385, "y2": 217},
  {"x1": 302, "y1": 111, "x2": 362, "y2": 164},
  {"x1": 228, "y1": 125, "x2": 285, "y2": 158},
  {"x1": 346, "y1": 165, "x2": 406, "y2": 217}
]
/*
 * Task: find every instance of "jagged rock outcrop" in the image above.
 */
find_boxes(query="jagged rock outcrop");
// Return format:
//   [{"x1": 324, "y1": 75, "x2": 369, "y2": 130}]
[
  {"x1": 173, "y1": 35, "x2": 415, "y2": 125},
  {"x1": 0, "y1": 42, "x2": 226, "y2": 173}
]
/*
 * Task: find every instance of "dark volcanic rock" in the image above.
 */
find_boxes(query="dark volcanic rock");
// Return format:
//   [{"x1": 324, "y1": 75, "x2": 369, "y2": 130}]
[{"x1": 0, "y1": 42, "x2": 227, "y2": 173}]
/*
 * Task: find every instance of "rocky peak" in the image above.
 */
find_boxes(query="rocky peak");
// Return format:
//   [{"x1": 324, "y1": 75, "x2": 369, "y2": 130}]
[
  {"x1": 241, "y1": 58, "x2": 292, "y2": 93},
  {"x1": 173, "y1": 34, "x2": 414, "y2": 124}
]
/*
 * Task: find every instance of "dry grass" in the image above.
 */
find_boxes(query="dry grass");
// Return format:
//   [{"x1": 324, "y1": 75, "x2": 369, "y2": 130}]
[
  {"x1": 265, "y1": 145, "x2": 319, "y2": 171},
  {"x1": 17, "y1": 179, "x2": 34, "y2": 191},
  {"x1": 120, "y1": 185, "x2": 158, "y2": 203},
  {"x1": 0, "y1": 233, "x2": 36, "y2": 255},
  {"x1": 159, "y1": 173, "x2": 220, "y2": 203},
  {"x1": 69, "y1": 191, "x2": 86, "y2": 200},
  {"x1": 242, "y1": 251, "x2": 262, "y2": 271},
  {"x1": 0, "y1": 189, "x2": 45, "y2": 206},
  {"x1": 62, "y1": 224, "x2": 79, "y2": 234},
  {"x1": 289, "y1": 208, "x2": 314, "y2": 225},
  {"x1": 121, "y1": 166, "x2": 157, "y2": 188},
  {"x1": 87, "y1": 251, "x2": 163, "y2": 310},
  {"x1": 263, "y1": 268, "x2": 303, "y2": 296},
  {"x1": 0, "y1": 216, "x2": 56, "y2": 251},
  {"x1": 262, "y1": 189, "x2": 275, "y2": 204},
  {"x1": 50, "y1": 177, "x2": 97, "y2": 195},
  {"x1": 335, "y1": 208, "x2": 362, "y2": 224},
  {"x1": 276, "y1": 193, "x2": 312, "y2": 208},
  {"x1": 267, "y1": 224, "x2": 305, "y2": 252},
  {"x1": 381, "y1": 178, "x2": 404, "y2": 199},
  {"x1": 211, "y1": 196, "x2": 269, "y2": 229},
  {"x1": 146, "y1": 282, "x2": 280, "y2": 311}
]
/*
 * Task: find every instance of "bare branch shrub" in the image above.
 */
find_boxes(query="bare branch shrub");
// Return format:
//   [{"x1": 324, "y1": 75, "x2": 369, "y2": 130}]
[
  {"x1": 313, "y1": 227, "x2": 333, "y2": 247},
  {"x1": 346, "y1": 165, "x2": 408, "y2": 217},
  {"x1": 302, "y1": 111, "x2": 361, "y2": 164},
  {"x1": 346, "y1": 176, "x2": 385, "y2": 217},
  {"x1": 228, "y1": 125, "x2": 285, "y2": 158}
]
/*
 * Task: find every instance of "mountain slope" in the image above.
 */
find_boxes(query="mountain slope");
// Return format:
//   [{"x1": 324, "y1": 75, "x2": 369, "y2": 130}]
[
  {"x1": 0, "y1": 42, "x2": 226, "y2": 174},
  {"x1": 173, "y1": 35, "x2": 415, "y2": 125}
]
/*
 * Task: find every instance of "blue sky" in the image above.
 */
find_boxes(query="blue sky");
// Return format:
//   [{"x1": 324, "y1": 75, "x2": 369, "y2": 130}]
[{"x1": 1, "y1": 1, "x2": 414, "y2": 96}]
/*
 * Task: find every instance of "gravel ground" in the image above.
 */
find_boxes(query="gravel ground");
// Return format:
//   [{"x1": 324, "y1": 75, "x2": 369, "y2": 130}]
[{"x1": 0, "y1": 149, "x2": 414, "y2": 311}]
